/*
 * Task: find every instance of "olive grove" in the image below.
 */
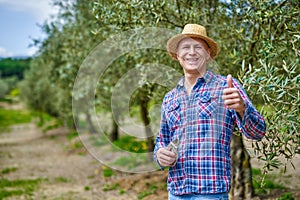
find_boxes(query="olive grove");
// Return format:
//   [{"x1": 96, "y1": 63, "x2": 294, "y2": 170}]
[{"x1": 20, "y1": 0, "x2": 299, "y2": 199}]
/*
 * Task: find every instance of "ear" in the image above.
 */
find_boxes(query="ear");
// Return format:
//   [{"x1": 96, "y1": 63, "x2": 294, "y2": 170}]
[{"x1": 206, "y1": 48, "x2": 211, "y2": 61}]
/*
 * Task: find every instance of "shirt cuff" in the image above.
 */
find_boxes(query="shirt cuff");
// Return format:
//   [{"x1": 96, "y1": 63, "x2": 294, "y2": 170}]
[{"x1": 235, "y1": 101, "x2": 252, "y2": 128}]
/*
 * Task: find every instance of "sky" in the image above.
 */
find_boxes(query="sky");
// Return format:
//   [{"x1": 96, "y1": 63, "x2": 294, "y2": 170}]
[{"x1": 0, "y1": 0, "x2": 58, "y2": 58}]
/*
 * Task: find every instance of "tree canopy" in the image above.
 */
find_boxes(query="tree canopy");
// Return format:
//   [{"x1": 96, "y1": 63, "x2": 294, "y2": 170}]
[
  {"x1": 0, "y1": 57, "x2": 31, "y2": 79},
  {"x1": 21, "y1": 0, "x2": 299, "y2": 176}
]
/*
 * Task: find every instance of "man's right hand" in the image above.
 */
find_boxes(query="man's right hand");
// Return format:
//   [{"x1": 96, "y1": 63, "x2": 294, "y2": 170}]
[{"x1": 156, "y1": 148, "x2": 177, "y2": 167}]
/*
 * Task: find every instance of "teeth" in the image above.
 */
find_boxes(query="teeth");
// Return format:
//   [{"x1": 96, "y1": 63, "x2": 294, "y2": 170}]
[{"x1": 186, "y1": 58, "x2": 198, "y2": 61}]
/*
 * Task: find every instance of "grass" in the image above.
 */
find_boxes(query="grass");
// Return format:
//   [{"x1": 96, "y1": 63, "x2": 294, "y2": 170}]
[
  {"x1": 111, "y1": 154, "x2": 149, "y2": 170},
  {"x1": 103, "y1": 183, "x2": 119, "y2": 191},
  {"x1": 0, "y1": 178, "x2": 45, "y2": 199},
  {"x1": 112, "y1": 135, "x2": 148, "y2": 153},
  {"x1": 138, "y1": 184, "x2": 158, "y2": 199},
  {"x1": 55, "y1": 177, "x2": 70, "y2": 183},
  {"x1": 119, "y1": 188, "x2": 125, "y2": 194},
  {"x1": 252, "y1": 168, "x2": 286, "y2": 195},
  {"x1": 0, "y1": 107, "x2": 31, "y2": 132},
  {"x1": 100, "y1": 165, "x2": 116, "y2": 178},
  {"x1": 71, "y1": 141, "x2": 84, "y2": 149},
  {"x1": 1, "y1": 167, "x2": 18, "y2": 174},
  {"x1": 102, "y1": 167, "x2": 114, "y2": 177},
  {"x1": 31, "y1": 111, "x2": 63, "y2": 132},
  {"x1": 64, "y1": 140, "x2": 85, "y2": 154},
  {"x1": 67, "y1": 131, "x2": 79, "y2": 141},
  {"x1": 84, "y1": 185, "x2": 91, "y2": 191},
  {"x1": 90, "y1": 133, "x2": 110, "y2": 147},
  {"x1": 0, "y1": 103, "x2": 62, "y2": 133},
  {"x1": 32, "y1": 111, "x2": 54, "y2": 127},
  {"x1": 97, "y1": 135, "x2": 154, "y2": 171},
  {"x1": 279, "y1": 192, "x2": 295, "y2": 200}
]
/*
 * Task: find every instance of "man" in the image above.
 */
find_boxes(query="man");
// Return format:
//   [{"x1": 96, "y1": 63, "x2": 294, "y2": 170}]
[{"x1": 154, "y1": 24, "x2": 266, "y2": 199}]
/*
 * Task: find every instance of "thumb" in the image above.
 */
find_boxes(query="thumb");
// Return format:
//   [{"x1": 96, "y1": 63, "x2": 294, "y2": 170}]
[{"x1": 227, "y1": 74, "x2": 233, "y2": 88}]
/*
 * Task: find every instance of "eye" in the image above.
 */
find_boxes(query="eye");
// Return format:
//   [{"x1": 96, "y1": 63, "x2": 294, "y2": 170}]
[{"x1": 195, "y1": 45, "x2": 202, "y2": 49}]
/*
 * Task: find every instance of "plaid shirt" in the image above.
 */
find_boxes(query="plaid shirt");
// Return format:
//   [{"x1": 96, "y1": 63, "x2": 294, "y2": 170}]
[{"x1": 154, "y1": 70, "x2": 265, "y2": 195}]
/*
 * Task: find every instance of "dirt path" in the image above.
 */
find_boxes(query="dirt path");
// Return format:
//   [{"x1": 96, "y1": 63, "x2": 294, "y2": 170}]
[
  {"x1": 0, "y1": 103, "x2": 299, "y2": 200},
  {"x1": 1, "y1": 123, "x2": 98, "y2": 199},
  {"x1": 0, "y1": 122, "x2": 147, "y2": 199},
  {"x1": 0, "y1": 102, "x2": 168, "y2": 200}
]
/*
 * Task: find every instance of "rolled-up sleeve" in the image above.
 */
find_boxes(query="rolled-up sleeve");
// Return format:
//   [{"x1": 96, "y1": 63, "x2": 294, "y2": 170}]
[{"x1": 232, "y1": 79, "x2": 266, "y2": 140}]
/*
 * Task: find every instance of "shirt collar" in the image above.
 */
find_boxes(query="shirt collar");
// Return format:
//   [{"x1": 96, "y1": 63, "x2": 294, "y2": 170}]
[
  {"x1": 177, "y1": 70, "x2": 215, "y2": 88},
  {"x1": 203, "y1": 70, "x2": 214, "y2": 83}
]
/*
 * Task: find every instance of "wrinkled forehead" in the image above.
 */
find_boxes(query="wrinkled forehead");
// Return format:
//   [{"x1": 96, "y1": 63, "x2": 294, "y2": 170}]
[{"x1": 177, "y1": 37, "x2": 209, "y2": 49}]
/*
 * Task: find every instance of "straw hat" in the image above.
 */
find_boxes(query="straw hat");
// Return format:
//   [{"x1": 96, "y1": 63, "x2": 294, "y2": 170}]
[{"x1": 167, "y1": 24, "x2": 220, "y2": 60}]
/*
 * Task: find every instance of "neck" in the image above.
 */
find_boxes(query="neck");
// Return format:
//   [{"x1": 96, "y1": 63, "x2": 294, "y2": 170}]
[
  {"x1": 184, "y1": 69, "x2": 206, "y2": 96},
  {"x1": 185, "y1": 69, "x2": 206, "y2": 85}
]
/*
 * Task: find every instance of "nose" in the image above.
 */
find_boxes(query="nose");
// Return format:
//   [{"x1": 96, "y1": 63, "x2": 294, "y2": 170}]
[{"x1": 188, "y1": 46, "x2": 196, "y2": 54}]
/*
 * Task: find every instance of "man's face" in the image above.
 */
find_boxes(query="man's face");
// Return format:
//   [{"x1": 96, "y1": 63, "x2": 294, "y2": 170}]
[{"x1": 176, "y1": 37, "x2": 211, "y2": 75}]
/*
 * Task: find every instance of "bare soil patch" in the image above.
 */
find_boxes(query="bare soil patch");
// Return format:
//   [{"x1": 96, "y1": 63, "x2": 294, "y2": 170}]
[
  {"x1": 0, "y1": 102, "x2": 299, "y2": 199},
  {"x1": 0, "y1": 120, "x2": 167, "y2": 199}
]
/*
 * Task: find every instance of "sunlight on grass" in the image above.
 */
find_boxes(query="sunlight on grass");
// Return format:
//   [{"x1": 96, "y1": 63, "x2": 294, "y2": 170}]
[
  {"x1": 112, "y1": 135, "x2": 148, "y2": 153},
  {"x1": 0, "y1": 178, "x2": 45, "y2": 199},
  {"x1": 0, "y1": 107, "x2": 31, "y2": 132}
]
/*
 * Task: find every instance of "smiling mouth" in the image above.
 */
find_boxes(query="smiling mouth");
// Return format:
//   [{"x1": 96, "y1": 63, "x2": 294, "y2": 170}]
[
  {"x1": 185, "y1": 58, "x2": 199, "y2": 62},
  {"x1": 184, "y1": 58, "x2": 200, "y2": 65}
]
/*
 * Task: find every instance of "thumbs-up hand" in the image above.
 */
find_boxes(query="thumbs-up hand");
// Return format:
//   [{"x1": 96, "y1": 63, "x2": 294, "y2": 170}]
[
  {"x1": 222, "y1": 74, "x2": 246, "y2": 118},
  {"x1": 227, "y1": 74, "x2": 233, "y2": 88}
]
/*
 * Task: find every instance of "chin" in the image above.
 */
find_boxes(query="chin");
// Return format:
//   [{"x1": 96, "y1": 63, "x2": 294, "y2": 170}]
[{"x1": 187, "y1": 64, "x2": 204, "y2": 70}]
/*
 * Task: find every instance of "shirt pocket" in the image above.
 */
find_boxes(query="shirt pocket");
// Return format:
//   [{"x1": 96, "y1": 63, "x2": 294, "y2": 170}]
[
  {"x1": 165, "y1": 101, "x2": 181, "y2": 131},
  {"x1": 198, "y1": 95, "x2": 218, "y2": 118}
]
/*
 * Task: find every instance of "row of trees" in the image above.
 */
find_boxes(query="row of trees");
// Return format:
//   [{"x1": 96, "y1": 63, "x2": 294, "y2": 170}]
[
  {"x1": 0, "y1": 57, "x2": 30, "y2": 99},
  {"x1": 20, "y1": 0, "x2": 299, "y2": 198},
  {"x1": 0, "y1": 57, "x2": 30, "y2": 79}
]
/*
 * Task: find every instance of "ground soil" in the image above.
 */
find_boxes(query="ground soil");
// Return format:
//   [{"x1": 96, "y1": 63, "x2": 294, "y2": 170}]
[{"x1": 0, "y1": 102, "x2": 299, "y2": 200}]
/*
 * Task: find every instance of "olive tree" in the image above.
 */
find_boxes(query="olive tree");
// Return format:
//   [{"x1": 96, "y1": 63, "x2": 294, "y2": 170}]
[
  {"x1": 93, "y1": 0, "x2": 299, "y2": 198},
  {"x1": 23, "y1": 0, "x2": 104, "y2": 130},
  {"x1": 221, "y1": 0, "x2": 300, "y2": 198},
  {"x1": 22, "y1": 0, "x2": 299, "y2": 198}
]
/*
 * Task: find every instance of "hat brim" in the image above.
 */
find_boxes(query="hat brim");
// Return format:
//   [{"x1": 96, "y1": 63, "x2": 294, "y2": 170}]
[{"x1": 167, "y1": 34, "x2": 220, "y2": 60}]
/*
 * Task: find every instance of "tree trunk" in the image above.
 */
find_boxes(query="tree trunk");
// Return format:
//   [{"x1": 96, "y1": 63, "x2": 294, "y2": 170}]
[
  {"x1": 73, "y1": 114, "x2": 79, "y2": 130},
  {"x1": 110, "y1": 117, "x2": 119, "y2": 142},
  {"x1": 140, "y1": 96, "x2": 155, "y2": 162},
  {"x1": 230, "y1": 134, "x2": 254, "y2": 200},
  {"x1": 86, "y1": 112, "x2": 97, "y2": 134},
  {"x1": 38, "y1": 111, "x2": 44, "y2": 126}
]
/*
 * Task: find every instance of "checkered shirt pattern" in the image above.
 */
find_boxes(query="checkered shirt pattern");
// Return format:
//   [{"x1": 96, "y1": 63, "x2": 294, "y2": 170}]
[{"x1": 154, "y1": 70, "x2": 266, "y2": 195}]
